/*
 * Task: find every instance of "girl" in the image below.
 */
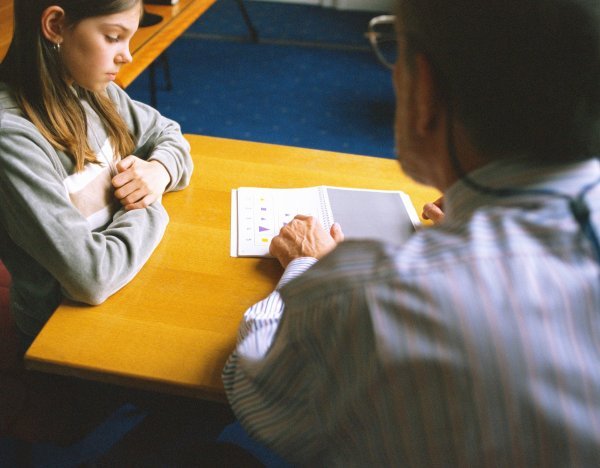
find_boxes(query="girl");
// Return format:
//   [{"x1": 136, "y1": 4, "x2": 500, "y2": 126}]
[{"x1": 0, "y1": 0, "x2": 193, "y2": 347}]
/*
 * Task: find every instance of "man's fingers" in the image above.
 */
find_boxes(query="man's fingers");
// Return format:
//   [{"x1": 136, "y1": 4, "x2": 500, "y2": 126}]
[
  {"x1": 330, "y1": 222, "x2": 344, "y2": 243},
  {"x1": 422, "y1": 202, "x2": 445, "y2": 223}
]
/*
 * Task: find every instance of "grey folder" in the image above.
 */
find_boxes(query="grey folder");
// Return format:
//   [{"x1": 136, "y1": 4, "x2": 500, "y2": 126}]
[{"x1": 327, "y1": 188, "x2": 417, "y2": 247}]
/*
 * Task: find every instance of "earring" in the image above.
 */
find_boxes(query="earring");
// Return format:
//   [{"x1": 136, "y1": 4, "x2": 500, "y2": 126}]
[{"x1": 53, "y1": 42, "x2": 61, "y2": 52}]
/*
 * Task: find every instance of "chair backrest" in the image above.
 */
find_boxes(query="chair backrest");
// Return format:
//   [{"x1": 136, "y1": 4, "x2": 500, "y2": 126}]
[
  {"x1": 0, "y1": 259, "x2": 10, "y2": 287},
  {"x1": 0, "y1": 260, "x2": 19, "y2": 370}
]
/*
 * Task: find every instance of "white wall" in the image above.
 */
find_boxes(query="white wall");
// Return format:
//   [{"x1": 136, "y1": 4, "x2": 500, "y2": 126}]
[
  {"x1": 254, "y1": 0, "x2": 320, "y2": 4},
  {"x1": 324, "y1": 0, "x2": 394, "y2": 11},
  {"x1": 253, "y1": 0, "x2": 395, "y2": 12}
]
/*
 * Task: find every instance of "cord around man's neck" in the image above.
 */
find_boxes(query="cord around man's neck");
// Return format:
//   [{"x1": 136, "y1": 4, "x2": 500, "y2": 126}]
[{"x1": 445, "y1": 102, "x2": 600, "y2": 262}]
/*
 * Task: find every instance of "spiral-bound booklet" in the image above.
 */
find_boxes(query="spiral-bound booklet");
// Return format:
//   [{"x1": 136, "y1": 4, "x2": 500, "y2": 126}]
[{"x1": 230, "y1": 186, "x2": 421, "y2": 257}]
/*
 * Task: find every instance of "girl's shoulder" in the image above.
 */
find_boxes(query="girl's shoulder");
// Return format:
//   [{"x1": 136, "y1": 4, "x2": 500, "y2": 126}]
[
  {"x1": 0, "y1": 81, "x2": 21, "y2": 116},
  {"x1": 0, "y1": 83, "x2": 64, "y2": 168},
  {"x1": 0, "y1": 84, "x2": 38, "y2": 138}
]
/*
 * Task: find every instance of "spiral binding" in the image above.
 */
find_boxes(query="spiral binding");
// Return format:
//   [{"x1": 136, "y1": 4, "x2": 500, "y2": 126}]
[{"x1": 318, "y1": 186, "x2": 335, "y2": 229}]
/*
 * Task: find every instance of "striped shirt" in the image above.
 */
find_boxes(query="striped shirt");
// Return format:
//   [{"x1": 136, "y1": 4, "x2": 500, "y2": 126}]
[{"x1": 223, "y1": 157, "x2": 600, "y2": 467}]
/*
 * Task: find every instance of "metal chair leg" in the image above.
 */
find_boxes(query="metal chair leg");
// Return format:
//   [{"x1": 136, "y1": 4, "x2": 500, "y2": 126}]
[
  {"x1": 148, "y1": 52, "x2": 171, "y2": 108},
  {"x1": 160, "y1": 52, "x2": 173, "y2": 91},
  {"x1": 234, "y1": 0, "x2": 259, "y2": 42},
  {"x1": 149, "y1": 62, "x2": 157, "y2": 108}
]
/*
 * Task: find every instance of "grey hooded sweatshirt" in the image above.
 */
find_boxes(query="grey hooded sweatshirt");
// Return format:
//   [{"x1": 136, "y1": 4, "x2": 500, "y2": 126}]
[{"x1": 0, "y1": 82, "x2": 193, "y2": 338}]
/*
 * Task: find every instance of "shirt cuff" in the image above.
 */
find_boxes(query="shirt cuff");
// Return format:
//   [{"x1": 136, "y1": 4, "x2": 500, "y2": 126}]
[{"x1": 276, "y1": 257, "x2": 318, "y2": 290}]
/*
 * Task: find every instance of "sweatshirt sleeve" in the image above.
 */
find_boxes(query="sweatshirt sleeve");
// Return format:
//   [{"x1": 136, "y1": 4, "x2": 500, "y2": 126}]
[
  {"x1": 106, "y1": 83, "x2": 193, "y2": 192},
  {"x1": 0, "y1": 122, "x2": 168, "y2": 306}
]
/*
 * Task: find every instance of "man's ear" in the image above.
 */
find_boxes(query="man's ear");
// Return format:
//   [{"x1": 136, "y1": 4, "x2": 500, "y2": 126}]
[
  {"x1": 41, "y1": 6, "x2": 66, "y2": 45},
  {"x1": 413, "y1": 53, "x2": 442, "y2": 137}
]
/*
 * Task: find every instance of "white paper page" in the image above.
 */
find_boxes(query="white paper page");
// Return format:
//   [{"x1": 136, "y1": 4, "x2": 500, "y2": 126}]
[
  {"x1": 233, "y1": 187, "x2": 330, "y2": 257},
  {"x1": 230, "y1": 189, "x2": 239, "y2": 257}
]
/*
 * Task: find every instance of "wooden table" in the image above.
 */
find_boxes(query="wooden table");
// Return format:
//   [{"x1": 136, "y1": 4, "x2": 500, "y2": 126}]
[
  {"x1": 0, "y1": 0, "x2": 216, "y2": 89},
  {"x1": 25, "y1": 135, "x2": 440, "y2": 402},
  {"x1": 0, "y1": 0, "x2": 13, "y2": 61}
]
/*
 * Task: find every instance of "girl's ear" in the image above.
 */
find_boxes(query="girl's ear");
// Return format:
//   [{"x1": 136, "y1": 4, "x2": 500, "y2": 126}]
[{"x1": 40, "y1": 6, "x2": 67, "y2": 45}]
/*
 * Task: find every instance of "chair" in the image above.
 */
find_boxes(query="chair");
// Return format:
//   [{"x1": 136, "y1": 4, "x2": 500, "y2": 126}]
[
  {"x1": 0, "y1": 259, "x2": 18, "y2": 371},
  {"x1": 0, "y1": 261, "x2": 144, "y2": 466}
]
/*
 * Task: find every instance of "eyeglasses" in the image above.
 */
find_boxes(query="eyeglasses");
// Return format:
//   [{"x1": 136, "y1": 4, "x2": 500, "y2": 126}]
[{"x1": 365, "y1": 15, "x2": 397, "y2": 70}]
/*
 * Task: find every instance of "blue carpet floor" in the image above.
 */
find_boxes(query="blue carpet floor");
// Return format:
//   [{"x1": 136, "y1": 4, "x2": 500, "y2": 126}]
[
  {"x1": 128, "y1": 0, "x2": 397, "y2": 158},
  {"x1": 1, "y1": 405, "x2": 147, "y2": 468}
]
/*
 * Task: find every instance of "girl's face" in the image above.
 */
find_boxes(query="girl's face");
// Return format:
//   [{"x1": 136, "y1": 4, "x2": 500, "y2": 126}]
[{"x1": 59, "y1": 4, "x2": 142, "y2": 92}]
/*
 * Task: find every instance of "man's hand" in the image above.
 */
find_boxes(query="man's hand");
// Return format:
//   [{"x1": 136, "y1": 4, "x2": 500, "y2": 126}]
[
  {"x1": 112, "y1": 156, "x2": 171, "y2": 211},
  {"x1": 269, "y1": 215, "x2": 345, "y2": 268},
  {"x1": 422, "y1": 196, "x2": 445, "y2": 224}
]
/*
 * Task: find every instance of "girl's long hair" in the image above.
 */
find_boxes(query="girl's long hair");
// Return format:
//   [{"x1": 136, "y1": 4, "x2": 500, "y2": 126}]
[{"x1": 0, "y1": 0, "x2": 141, "y2": 171}]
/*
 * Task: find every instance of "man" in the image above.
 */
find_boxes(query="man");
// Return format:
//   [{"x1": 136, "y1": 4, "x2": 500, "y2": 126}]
[{"x1": 223, "y1": 0, "x2": 600, "y2": 465}]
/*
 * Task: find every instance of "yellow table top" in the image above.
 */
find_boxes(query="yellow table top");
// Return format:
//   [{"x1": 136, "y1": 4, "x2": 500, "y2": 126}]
[
  {"x1": 25, "y1": 134, "x2": 440, "y2": 401},
  {"x1": 0, "y1": 0, "x2": 13, "y2": 62}
]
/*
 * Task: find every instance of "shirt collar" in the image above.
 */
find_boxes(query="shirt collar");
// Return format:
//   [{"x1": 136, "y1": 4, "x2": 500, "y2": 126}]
[{"x1": 443, "y1": 157, "x2": 600, "y2": 223}]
